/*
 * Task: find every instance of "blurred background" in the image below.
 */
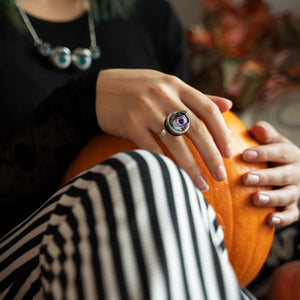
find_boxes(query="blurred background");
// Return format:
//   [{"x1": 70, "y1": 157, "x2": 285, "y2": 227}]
[
  {"x1": 169, "y1": 0, "x2": 300, "y2": 28},
  {"x1": 167, "y1": 1, "x2": 300, "y2": 299},
  {"x1": 169, "y1": 0, "x2": 300, "y2": 140}
]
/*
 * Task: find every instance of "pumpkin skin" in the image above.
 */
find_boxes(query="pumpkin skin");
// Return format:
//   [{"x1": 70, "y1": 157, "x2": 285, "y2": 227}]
[{"x1": 61, "y1": 111, "x2": 275, "y2": 286}]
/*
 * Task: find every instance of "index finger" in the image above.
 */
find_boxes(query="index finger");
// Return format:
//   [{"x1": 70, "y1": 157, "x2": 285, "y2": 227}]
[{"x1": 179, "y1": 84, "x2": 233, "y2": 160}]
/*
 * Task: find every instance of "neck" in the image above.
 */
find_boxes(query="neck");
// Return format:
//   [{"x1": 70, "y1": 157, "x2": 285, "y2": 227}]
[{"x1": 20, "y1": 0, "x2": 89, "y2": 22}]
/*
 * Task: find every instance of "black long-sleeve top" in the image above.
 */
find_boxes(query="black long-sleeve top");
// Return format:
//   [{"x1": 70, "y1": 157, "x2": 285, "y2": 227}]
[{"x1": 0, "y1": 0, "x2": 187, "y2": 237}]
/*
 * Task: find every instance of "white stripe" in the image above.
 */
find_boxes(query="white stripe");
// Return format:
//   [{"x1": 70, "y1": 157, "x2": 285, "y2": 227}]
[
  {"x1": 14, "y1": 267, "x2": 41, "y2": 299},
  {"x1": 117, "y1": 152, "x2": 167, "y2": 300},
  {"x1": 76, "y1": 176, "x2": 120, "y2": 300},
  {"x1": 0, "y1": 201, "x2": 56, "y2": 247},
  {"x1": 57, "y1": 221, "x2": 78, "y2": 300},
  {"x1": 207, "y1": 205, "x2": 226, "y2": 251},
  {"x1": 103, "y1": 163, "x2": 143, "y2": 300},
  {"x1": 1, "y1": 223, "x2": 46, "y2": 261},
  {"x1": 1, "y1": 246, "x2": 39, "y2": 279},
  {"x1": 166, "y1": 161, "x2": 206, "y2": 300},
  {"x1": 0, "y1": 181, "x2": 73, "y2": 245},
  {"x1": 72, "y1": 197, "x2": 98, "y2": 300},
  {"x1": 189, "y1": 182, "x2": 223, "y2": 299},
  {"x1": 51, "y1": 278, "x2": 63, "y2": 300},
  {"x1": 32, "y1": 287, "x2": 43, "y2": 300},
  {"x1": 141, "y1": 151, "x2": 186, "y2": 300}
]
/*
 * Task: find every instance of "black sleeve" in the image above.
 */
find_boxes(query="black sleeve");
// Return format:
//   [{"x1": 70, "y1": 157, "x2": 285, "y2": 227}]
[
  {"x1": 161, "y1": 1, "x2": 188, "y2": 81},
  {"x1": 0, "y1": 71, "x2": 101, "y2": 236},
  {"x1": 136, "y1": 0, "x2": 188, "y2": 81}
]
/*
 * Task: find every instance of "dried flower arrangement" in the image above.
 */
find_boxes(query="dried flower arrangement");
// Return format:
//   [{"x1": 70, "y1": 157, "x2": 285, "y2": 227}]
[{"x1": 187, "y1": 0, "x2": 300, "y2": 110}]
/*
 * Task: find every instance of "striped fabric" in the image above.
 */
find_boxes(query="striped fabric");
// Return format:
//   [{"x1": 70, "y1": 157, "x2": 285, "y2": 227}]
[{"x1": 1, "y1": 150, "x2": 250, "y2": 299}]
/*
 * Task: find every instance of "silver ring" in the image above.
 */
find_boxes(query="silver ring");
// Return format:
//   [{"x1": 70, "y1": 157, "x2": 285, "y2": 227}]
[{"x1": 164, "y1": 111, "x2": 190, "y2": 136}]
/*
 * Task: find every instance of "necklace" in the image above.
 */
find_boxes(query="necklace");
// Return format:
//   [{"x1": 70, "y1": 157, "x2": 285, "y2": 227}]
[{"x1": 15, "y1": 0, "x2": 101, "y2": 70}]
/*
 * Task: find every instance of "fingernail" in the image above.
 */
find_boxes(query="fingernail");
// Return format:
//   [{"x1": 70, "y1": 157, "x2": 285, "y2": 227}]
[
  {"x1": 245, "y1": 174, "x2": 260, "y2": 185},
  {"x1": 270, "y1": 216, "x2": 281, "y2": 226},
  {"x1": 257, "y1": 194, "x2": 270, "y2": 205},
  {"x1": 243, "y1": 150, "x2": 258, "y2": 161},
  {"x1": 195, "y1": 176, "x2": 209, "y2": 192},
  {"x1": 224, "y1": 143, "x2": 232, "y2": 159},
  {"x1": 216, "y1": 165, "x2": 227, "y2": 181}
]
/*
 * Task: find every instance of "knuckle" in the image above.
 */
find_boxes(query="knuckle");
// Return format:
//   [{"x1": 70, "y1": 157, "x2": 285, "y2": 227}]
[
  {"x1": 162, "y1": 74, "x2": 181, "y2": 86},
  {"x1": 190, "y1": 121, "x2": 207, "y2": 137},
  {"x1": 257, "y1": 172, "x2": 269, "y2": 185},
  {"x1": 279, "y1": 151, "x2": 290, "y2": 161},
  {"x1": 184, "y1": 163, "x2": 197, "y2": 178},
  {"x1": 257, "y1": 148, "x2": 269, "y2": 161},
  {"x1": 280, "y1": 173, "x2": 293, "y2": 185},
  {"x1": 289, "y1": 186, "x2": 300, "y2": 203},
  {"x1": 147, "y1": 81, "x2": 168, "y2": 97},
  {"x1": 202, "y1": 101, "x2": 219, "y2": 116}
]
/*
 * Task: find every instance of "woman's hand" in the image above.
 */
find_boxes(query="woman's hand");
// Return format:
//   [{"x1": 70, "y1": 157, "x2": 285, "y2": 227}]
[
  {"x1": 242, "y1": 121, "x2": 300, "y2": 227},
  {"x1": 95, "y1": 69, "x2": 233, "y2": 192}
]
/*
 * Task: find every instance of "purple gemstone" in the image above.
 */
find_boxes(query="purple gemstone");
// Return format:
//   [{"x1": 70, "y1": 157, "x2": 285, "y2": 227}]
[{"x1": 176, "y1": 115, "x2": 187, "y2": 127}]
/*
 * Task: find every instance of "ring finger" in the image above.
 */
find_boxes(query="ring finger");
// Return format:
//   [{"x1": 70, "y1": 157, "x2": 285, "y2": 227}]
[
  {"x1": 158, "y1": 109, "x2": 227, "y2": 183},
  {"x1": 252, "y1": 185, "x2": 299, "y2": 208}
]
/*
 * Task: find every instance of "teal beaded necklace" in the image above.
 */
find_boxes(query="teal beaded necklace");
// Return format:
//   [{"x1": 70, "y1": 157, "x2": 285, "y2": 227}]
[{"x1": 15, "y1": 0, "x2": 101, "y2": 70}]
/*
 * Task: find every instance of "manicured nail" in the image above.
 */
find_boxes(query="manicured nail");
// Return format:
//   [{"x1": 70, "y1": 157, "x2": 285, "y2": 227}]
[
  {"x1": 257, "y1": 194, "x2": 270, "y2": 205},
  {"x1": 270, "y1": 216, "x2": 281, "y2": 226},
  {"x1": 243, "y1": 150, "x2": 258, "y2": 161},
  {"x1": 224, "y1": 143, "x2": 233, "y2": 159},
  {"x1": 216, "y1": 165, "x2": 227, "y2": 181},
  {"x1": 195, "y1": 176, "x2": 209, "y2": 192},
  {"x1": 245, "y1": 174, "x2": 260, "y2": 185}
]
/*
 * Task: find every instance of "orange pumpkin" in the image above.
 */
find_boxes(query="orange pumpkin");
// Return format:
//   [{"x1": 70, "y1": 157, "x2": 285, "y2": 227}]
[
  {"x1": 61, "y1": 111, "x2": 275, "y2": 286},
  {"x1": 268, "y1": 261, "x2": 300, "y2": 300}
]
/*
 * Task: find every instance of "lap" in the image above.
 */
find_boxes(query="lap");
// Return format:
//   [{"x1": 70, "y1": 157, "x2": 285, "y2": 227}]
[{"x1": 1, "y1": 150, "x2": 245, "y2": 300}]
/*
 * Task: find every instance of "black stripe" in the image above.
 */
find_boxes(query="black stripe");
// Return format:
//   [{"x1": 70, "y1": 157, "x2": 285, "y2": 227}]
[
  {"x1": 84, "y1": 170, "x2": 130, "y2": 300},
  {"x1": 49, "y1": 223, "x2": 67, "y2": 291},
  {"x1": 0, "y1": 212, "x2": 51, "y2": 255},
  {"x1": 219, "y1": 240, "x2": 226, "y2": 252},
  {"x1": 22, "y1": 278, "x2": 41, "y2": 299},
  {"x1": 178, "y1": 171, "x2": 209, "y2": 300},
  {"x1": 0, "y1": 234, "x2": 43, "y2": 271},
  {"x1": 0, "y1": 193, "x2": 61, "y2": 243},
  {"x1": 63, "y1": 186, "x2": 94, "y2": 299},
  {"x1": 126, "y1": 151, "x2": 172, "y2": 300},
  {"x1": 195, "y1": 191, "x2": 225, "y2": 299},
  {"x1": 102, "y1": 158, "x2": 150, "y2": 299},
  {"x1": 70, "y1": 180, "x2": 105, "y2": 299},
  {"x1": 206, "y1": 217, "x2": 227, "y2": 299},
  {"x1": 1, "y1": 256, "x2": 39, "y2": 298},
  {"x1": 213, "y1": 217, "x2": 219, "y2": 232},
  {"x1": 155, "y1": 154, "x2": 191, "y2": 300}
]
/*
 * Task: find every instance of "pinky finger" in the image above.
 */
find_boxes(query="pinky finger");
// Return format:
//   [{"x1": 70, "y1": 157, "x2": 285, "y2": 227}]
[{"x1": 268, "y1": 202, "x2": 300, "y2": 228}]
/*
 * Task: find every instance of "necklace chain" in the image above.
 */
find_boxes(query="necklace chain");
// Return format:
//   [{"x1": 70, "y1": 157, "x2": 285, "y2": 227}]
[{"x1": 15, "y1": 0, "x2": 101, "y2": 70}]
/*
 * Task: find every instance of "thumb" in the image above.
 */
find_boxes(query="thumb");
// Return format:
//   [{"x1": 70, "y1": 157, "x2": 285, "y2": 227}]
[{"x1": 249, "y1": 121, "x2": 289, "y2": 145}]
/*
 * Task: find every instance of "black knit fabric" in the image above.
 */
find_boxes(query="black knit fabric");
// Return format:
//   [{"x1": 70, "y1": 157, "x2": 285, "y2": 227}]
[{"x1": 0, "y1": 0, "x2": 187, "y2": 236}]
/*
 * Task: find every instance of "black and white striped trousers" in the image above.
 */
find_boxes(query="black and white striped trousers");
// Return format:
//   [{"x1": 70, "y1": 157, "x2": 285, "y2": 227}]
[{"x1": 1, "y1": 150, "x2": 251, "y2": 299}]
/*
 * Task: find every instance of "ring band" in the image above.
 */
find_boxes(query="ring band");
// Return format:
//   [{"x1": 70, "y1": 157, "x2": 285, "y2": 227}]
[
  {"x1": 158, "y1": 111, "x2": 190, "y2": 138},
  {"x1": 158, "y1": 128, "x2": 168, "y2": 138}
]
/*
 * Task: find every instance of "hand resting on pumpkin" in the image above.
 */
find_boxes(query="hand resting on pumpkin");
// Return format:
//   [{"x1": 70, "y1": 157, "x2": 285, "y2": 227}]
[
  {"x1": 242, "y1": 121, "x2": 300, "y2": 227},
  {"x1": 95, "y1": 68, "x2": 233, "y2": 192}
]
